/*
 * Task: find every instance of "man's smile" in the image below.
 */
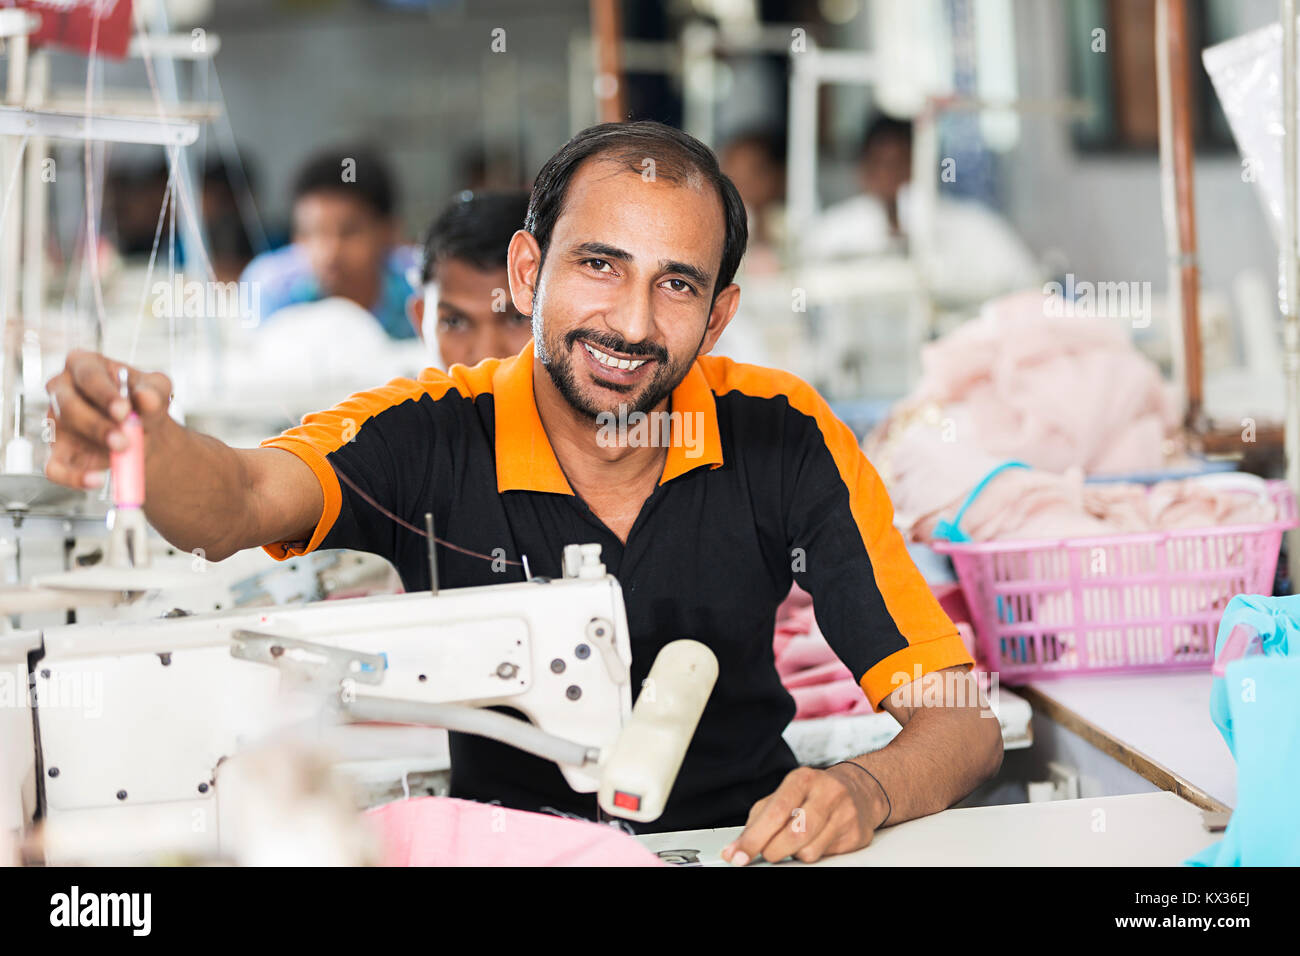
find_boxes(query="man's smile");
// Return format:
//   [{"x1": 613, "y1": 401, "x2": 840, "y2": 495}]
[{"x1": 577, "y1": 337, "x2": 658, "y2": 387}]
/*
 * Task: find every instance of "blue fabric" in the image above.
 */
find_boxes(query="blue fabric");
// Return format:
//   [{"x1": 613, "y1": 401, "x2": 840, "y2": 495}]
[
  {"x1": 1187, "y1": 594, "x2": 1300, "y2": 866},
  {"x1": 239, "y1": 243, "x2": 418, "y2": 340}
]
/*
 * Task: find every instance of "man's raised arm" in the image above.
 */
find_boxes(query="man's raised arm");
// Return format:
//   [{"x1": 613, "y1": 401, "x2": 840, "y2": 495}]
[{"x1": 44, "y1": 350, "x2": 323, "y2": 563}]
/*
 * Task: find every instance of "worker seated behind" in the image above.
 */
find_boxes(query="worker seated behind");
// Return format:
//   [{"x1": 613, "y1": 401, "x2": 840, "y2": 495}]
[
  {"x1": 46, "y1": 121, "x2": 1002, "y2": 864},
  {"x1": 408, "y1": 191, "x2": 534, "y2": 370},
  {"x1": 240, "y1": 147, "x2": 417, "y2": 340},
  {"x1": 809, "y1": 113, "x2": 1041, "y2": 300}
]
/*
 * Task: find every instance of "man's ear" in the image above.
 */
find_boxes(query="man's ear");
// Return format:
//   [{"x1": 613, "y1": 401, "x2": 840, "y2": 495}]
[
  {"x1": 407, "y1": 293, "x2": 425, "y2": 338},
  {"x1": 697, "y1": 283, "x2": 741, "y2": 356},
  {"x1": 507, "y1": 229, "x2": 542, "y2": 316}
]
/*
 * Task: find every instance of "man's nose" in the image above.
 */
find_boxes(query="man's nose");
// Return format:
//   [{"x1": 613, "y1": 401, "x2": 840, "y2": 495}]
[
  {"x1": 602, "y1": 284, "x2": 654, "y2": 348},
  {"x1": 481, "y1": 325, "x2": 514, "y2": 364},
  {"x1": 316, "y1": 234, "x2": 344, "y2": 259},
  {"x1": 465, "y1": 325, "x2": 501, "y2": 366}
]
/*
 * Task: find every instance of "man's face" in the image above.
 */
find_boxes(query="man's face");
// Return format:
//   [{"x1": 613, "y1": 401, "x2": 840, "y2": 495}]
[
  {"x1": 721, "y1": 141, "x2": 782, "y2": 214},
  {"x1": 414, "y1": 258, "x2": 532, "y2": 368},
  {"x1": 293, "y1": 192, "x2": 392, "y2": 298},
  {"x1": 511, "y1": 158, "x2": 738, "y2": 421},
  {"x1": 860, "y1": 134, "x2": 912, "y2": 206}
]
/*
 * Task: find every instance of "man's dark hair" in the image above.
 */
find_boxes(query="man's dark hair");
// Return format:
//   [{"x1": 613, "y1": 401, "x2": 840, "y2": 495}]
[
  {"x1": 524, "y1": 121, "x2": 748, "y2": 300},
  {"x1": 291, "y1": 147, "x2": 396, "y2": 219},
  {"x1": 418, "y1": 190, "x2": 530, "y2": 285},
  {"x1": 861, "y1": 113, "x2": 914, "y2": 157}
]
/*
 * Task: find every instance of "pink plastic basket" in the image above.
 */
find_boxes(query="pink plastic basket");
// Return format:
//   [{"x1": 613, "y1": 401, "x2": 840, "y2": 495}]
[{"x1": 931, "y1": 481, "x2": 1298, "y2": 684}]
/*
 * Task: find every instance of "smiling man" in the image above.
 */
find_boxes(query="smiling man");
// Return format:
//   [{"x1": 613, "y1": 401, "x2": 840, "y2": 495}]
[{"x1": 44, "y1": 121, "x2": 1001, "y2": 864}]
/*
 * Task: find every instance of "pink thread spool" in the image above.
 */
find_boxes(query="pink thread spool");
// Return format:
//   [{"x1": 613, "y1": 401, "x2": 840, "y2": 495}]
[{"x1": 110, "y1": 369, "x2": 145, "y2": 508}]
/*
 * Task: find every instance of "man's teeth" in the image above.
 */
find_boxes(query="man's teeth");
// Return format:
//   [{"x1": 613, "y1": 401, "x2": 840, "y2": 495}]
[{"x1": 583, "y1": 342, "x2": 647, "y2": 371}]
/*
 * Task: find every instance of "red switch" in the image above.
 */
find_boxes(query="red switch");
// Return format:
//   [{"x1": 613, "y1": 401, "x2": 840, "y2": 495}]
[{"x1": 613, "y1": 790, "x2": 641, "y2": 812}]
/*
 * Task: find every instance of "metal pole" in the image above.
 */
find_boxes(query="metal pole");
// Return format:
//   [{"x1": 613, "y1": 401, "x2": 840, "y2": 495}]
[
  {"x1": 785, "y1": 46, "x2": 819, "y2": 263},
  {"x1": 1155, "y1": 0, "x2": 1183, "y2": 400},
  {"x1": 589, "y1": 0, "x2": 626, "y2": 123},
  {"x1": 1282, "y1": 0, "x2": 1300, "y2": 589},
  {"x1": 2, "y1": 32, "x2": 28, "y2": 459},
  {"x1": 21, "y1": 53, "x2": 48, "y2": 401},
  {"x1": 424, "y1": 512, "x2": 439, "y2": 596},
  {"x1": 681, "y1": 22, "x2": 716, "y2": 147},
  {"x1": 1160, "y1": 0, "x2": 1204, "y2": 431}
]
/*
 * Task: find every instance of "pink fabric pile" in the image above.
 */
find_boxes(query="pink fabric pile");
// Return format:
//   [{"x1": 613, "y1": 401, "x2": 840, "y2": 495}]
[
  {"x1": 862, "y1": 291, "x2": 1276, "y2": 544},
  {"x1": 774, "y1": 612, "x2": 869, "y2": 719},
  {"x1": 366, "y1": 796, "x2": 665, "y2": 867},
  {"x1": 864, "y1": 290, "x2": 1190, "y2": 539},
  {"x1": 773, "y1": 587, "x2": 976, "y2": 719},
  {"x1": 911, "y1": 469, "x2": 1277, "y2": 544}
]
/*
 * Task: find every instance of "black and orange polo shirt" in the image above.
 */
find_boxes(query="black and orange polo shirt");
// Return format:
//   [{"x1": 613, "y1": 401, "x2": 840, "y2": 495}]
[{"x1": 262, "y1": 342, "x2": 972, "y2": 833}]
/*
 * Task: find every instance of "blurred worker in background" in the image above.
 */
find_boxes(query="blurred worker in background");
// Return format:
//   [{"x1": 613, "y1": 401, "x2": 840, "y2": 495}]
[
  {"x1": 719, "y1": 128, "x2": 786, "y2": 275},
  {"x1": 240, "y1": 147, "x2": 418, "y2": 339},
  {"x1": 105, "y1": 159, "x2": 171, "y2": 257},
  {"x1": 409, "y1": 191, "x2": 534, "y2": 369},
  {"x1": 810, "y1": 113, "x2": 1041, "y2": 299},
  {"x1": 202, "y1": 155, "x2": 259, "y2": 285}
]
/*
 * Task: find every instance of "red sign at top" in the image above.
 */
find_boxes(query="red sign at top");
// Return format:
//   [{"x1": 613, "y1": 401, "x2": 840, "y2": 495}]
[{"x1": 16, "y1": 0, "x2": 135, "y2": 60}]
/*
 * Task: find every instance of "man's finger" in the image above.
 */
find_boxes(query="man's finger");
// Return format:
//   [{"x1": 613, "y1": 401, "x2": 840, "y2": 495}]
[
  {"x1": 132, "y1": 371, "x2": 172, "y2": 419},
  {"x1": 741, "y1": 795, "x2": 769, "y2": 827},
  {"x1": 758, "y1": 770, "x2": 856, "y2": 863},
  {"x1": 759, "y1": 775, "x2": 849, "y2": 864},
  {"x1": 67, "y1": 350, "x2": 132, "y2": 422},
  {"x1": 722, "y1": 768, "x2": 816, "y2": 866},
  {"x1": 44, "y1": 446, "x2": 107, "y2": 490},
  {"x1": 47, "y1": 376, "x2": 123, "y2": 451},
  {"x1": 795, "y1": 793, "x2": 872, "y2": 863},
  {"x1": 52, "y1": 426, "x2": 112, "y2": 471}
]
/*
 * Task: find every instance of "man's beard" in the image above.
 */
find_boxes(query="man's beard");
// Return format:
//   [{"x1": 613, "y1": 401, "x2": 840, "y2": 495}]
[{"x1": 535, "y1": 317, "x2": 693, "y2": 422}]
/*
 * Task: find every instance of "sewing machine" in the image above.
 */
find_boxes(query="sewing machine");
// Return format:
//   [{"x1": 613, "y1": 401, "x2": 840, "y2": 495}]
[{"x1": 8, "y1": 542, "x2": 717, "y2": 865}]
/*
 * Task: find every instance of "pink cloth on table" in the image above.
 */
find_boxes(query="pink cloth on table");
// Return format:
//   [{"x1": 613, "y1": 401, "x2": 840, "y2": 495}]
[
  {"x1": 910, "y1": 469, "x2": 1277, "y2": 544},
  {"x1": 366, "y1": 797, "x2": 665, "y2": 867}
]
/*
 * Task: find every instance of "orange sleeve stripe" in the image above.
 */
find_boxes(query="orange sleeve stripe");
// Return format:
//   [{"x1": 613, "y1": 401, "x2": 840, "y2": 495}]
[
  {"x1": 860, "y1": 631, "x2": 974, "y2": 709},
  {"x1": 260, "y1": 438, "x2": 342, "y2": 560},
  {"x1": 699, "y1": 357, "x2": 973, "y2": 707},
  {"x1": 257, "y1": 369, "x2": 473, "y2": 560}
]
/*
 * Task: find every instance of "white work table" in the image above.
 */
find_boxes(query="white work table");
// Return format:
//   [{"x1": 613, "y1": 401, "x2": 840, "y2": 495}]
[
  {"x1": 639, "y1": 791, "x2": 1217, "y2": 866},
  {"x1": 1019, "y1": 673, "x2": 1235, "y2": 811}
]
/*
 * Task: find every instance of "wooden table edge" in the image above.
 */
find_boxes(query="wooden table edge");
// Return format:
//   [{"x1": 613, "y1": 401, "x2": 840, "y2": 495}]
[{"x1": 1017, "y1": 684, "x2": 1232, "y2": 814}]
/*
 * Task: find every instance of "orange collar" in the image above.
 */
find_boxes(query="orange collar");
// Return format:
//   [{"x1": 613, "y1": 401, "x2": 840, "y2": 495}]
[{"x1": 493, "y1": 341, "x2": 724, "y2": 494}]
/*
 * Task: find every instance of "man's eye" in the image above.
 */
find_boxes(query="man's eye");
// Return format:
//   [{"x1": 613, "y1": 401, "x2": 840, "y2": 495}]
[
  {"x1": 506, "y1": 312, "x2": 530, "y2": 326},
  {"x1": 664, "y1": 278, "x2": 696, "y2": 295},
  {"x1": 438, "y1": 315, "x2": 469, "y2": 332},
  {"x1": 584, "y1": 258, "x2": 613, "y2": 273}
]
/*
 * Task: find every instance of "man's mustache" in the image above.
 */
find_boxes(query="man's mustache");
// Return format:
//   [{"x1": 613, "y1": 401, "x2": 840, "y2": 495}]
[{"x1": 564, "y1": 328, "x2": 668, "y2": 364}]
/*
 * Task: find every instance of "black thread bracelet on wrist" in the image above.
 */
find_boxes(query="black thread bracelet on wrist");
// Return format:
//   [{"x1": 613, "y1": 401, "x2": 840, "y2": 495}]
[{"x1": 832, "y1": 760, "x2": 892, "y2": 827}]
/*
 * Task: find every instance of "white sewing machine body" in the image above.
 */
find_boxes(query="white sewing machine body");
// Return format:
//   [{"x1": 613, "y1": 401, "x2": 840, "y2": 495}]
[{"x1": 19, "y1": 546, "x2": 718, "y2": 864}]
